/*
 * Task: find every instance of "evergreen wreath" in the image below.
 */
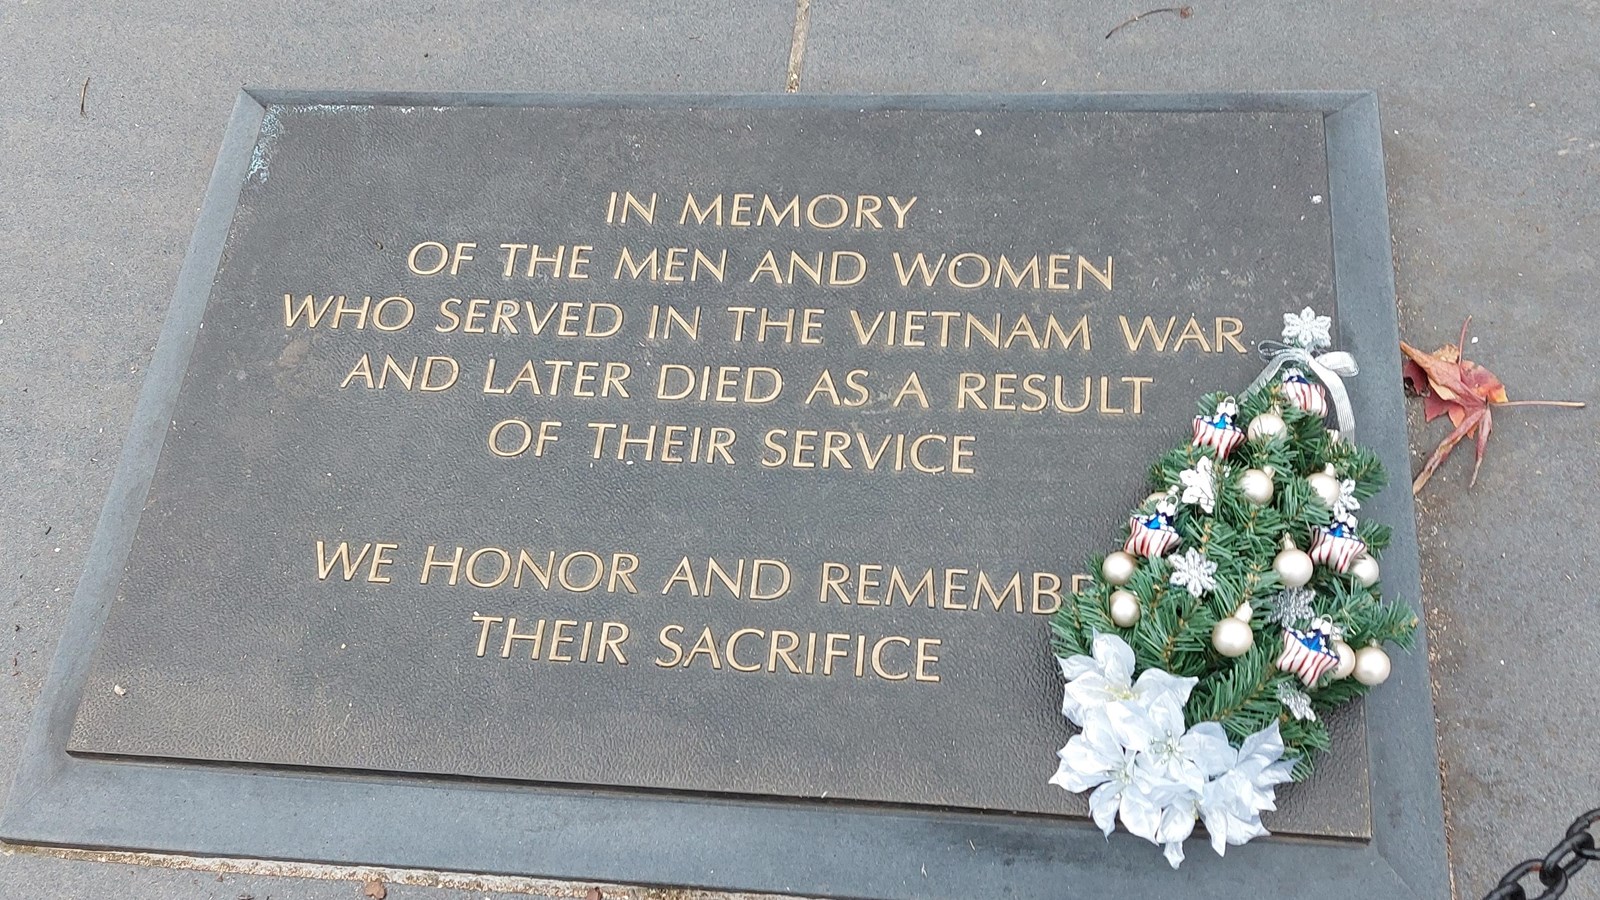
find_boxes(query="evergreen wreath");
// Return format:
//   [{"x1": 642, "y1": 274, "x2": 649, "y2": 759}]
[{"x1": 1048, "y1": 307, "x2": 1417, "y2": 867}]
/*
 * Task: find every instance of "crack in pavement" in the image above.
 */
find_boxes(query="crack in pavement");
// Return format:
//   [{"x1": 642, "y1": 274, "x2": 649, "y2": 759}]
[{"x1": 785, "y1": 0, "x2": 811, "y2": 92}]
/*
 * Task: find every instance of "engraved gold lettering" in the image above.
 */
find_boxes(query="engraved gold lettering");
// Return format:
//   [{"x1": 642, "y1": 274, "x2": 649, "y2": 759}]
[
  {"x1": 488, "y1": 419, "x2": 534, "y2": 457},
  {"x1": 557, "y1": 551, "x2": 604, "y2": 592},
  {"x1": 501, "y1": 616, "x2": 545, "y2": 659},
  {"x1": 768, "y1": 629, "x2": 802, "y2": 674},
  {"x1": 1216, "y1": 316, "x2": 1246, "y2": 353},
  {"x1": 608, "y1": 553, "x2": 639, "y2": 593},
  {"x1": 820, "y1": 562, "x2": 850, "y2": 604},
  {"x1": 942, "y1": 568, "x2": 970, "y2": 610},
  {"x1": 888, "y1": 567, "x2": 935, "y2": 607},
  {"x1": 620, "y1": 191, "x2": 656, "y2": 225},
  {"x1": 420, "y1": 544, "x2": 463, "y2": 586},
  {"x1": 757, "y1": 194, "x2": 800, "y2": 227},
  {"x1": 822, "y1": 632, "x2": 850, "y2": 675},
  {"x1": 465, "y1": 547, "x2": 511, "y2": 588},
  {"x1": 727, "y1": 627, "x2": 763, "y2": 672},
  {"x1": 977, "y1": 570, "x2": 1023, "y2": 613},
  {"x1": 871, "y1": 636, "x2": 911, "y2": 680},
  {"x1": 806, "y1": 194, "x2": 849, "y2": 229},
  {"x1": 407, "y1": 241, "x2": 450, "y2": 275},
  {"x1": 1032, "y1": 572, "x2": 1063, "y2": 614},
  {"x1": 853, "y1": 195, "x2": 883, "y2": 229},
  {"x1": 947, "y1": 252, "x2": 992, "y2": 289},
  {"x1": 892, "y1": 252, "x2": 945, "y2": 287},
  {"x1": 315, "y1": 540, "x2": 372, "y2": 581},
  {"x1": 472, "y1": 614, "x2": 503, "y2": 657},
  {"x1": 1079, "y1": 255, "x2": 1113, "y2": 290},
  {"x1": 750, "y1": 560, "x2": 791, "y2": 601},
  {"x1": 1126, "y1": 376, "x2": 1153, "y2": 414},
  {"x1": 1099, "y1": 376, "x2": 1124, "y2": 414},
  {"x1": 1120, "y1": 315, "x2": 1176, "y2": 352},
  {"x1": 914, "y1": 638, "x2": 942, "y2": 682},
  {"x1": 995, "y1": 254, "x2": 1040, "y2": 289},
  {"x1": 680, "y1": 193, "x2": 723, "y2": 225},
  {"x1": 598, "y1": 621, "x2": 629, "y2": 664},
  {"x1": 548, "y1": 619, "x2": 578, "y2": 662},
  {"x1": 655, "y1": 624, "x2": 685, "y2": 666},
  {"x1": 682, "y1": 626, "x2": 723, "y2": 669},
  {"x1": 886, "y1": 195, "x2": 918, "y2": 228},
  {"x1": 892, "y1": 372, "x2": 929, "y2": 408}
]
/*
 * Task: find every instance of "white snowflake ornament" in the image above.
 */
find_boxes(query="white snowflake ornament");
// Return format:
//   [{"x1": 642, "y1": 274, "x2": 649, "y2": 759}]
[
  {"x1": 1179, "y1": 457, "x2": 1217, "y2": 514},
  {"x1": 1168, "y1": 549, "x2": 1218, "y2": 599},
  {"x1": 1282, "y1": 306, "x2": 1333, "y2": 350},
  {"x1": 1333, "y1": 478, "x2": 1361, "y2": 519}
]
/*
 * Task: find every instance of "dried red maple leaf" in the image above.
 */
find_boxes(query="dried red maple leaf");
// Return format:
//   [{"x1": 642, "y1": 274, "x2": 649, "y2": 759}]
[{"x1": 1400, "y1": 317, "x2": 1584, "y2": 494}]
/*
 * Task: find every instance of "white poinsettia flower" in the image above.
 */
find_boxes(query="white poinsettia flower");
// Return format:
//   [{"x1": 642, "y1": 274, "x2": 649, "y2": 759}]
[
  {"x1": 1199, "y1": 770, "x2": 1273, "y2": 854},
  {"x1": 1049, "y1": 637, "x2": 1302, "y2": 869},
  {"x1": 1178, "y1": 721, "x2": 1239, "y2": 780},
  {"x1": 1111, "y1": 694, "x2": 1202, "y2": 792},
  {"x1": 1197, "y1": 721, "x2": 1298, "y2": 857},
  {"x1": 1102, "y1": 706, "x2": 1235, "y2": 868},
  {"x1": 1231, "y1": 720, "x2": 1298, "y2": 798},
  {"x1": 1282, "y1": 306, "x2": 1333, "y2": 350},
  {"x1": 1057, "y1": 633, "x2": 1197, "y2": 727},
  {"x1": 1049, "y1": 707, "x2": 1124, "y2": 795},
  {"x1": 1050, "y1": 706, "x2": 1167, "y2": 840},
  {"x1": 1179, "y1": 456, "x2": 1217, "y2": 513},
  {"x1": 1168, "y1": 548, "x2": 1218, "y2": 599},
  {"x1": 1105, "y1": 692, "x2": 1180, "y2": 755},
  {"x1": 1155, "y1": 790, "x2": 1202, "y2": 869},
  {"x1": 1110, "y1": 699, "x2": 1236, "y2": 795}
]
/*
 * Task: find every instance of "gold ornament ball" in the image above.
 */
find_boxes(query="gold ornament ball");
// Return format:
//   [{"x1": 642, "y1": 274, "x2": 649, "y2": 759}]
[
  {"x1": 1102, "y1": 551, "x2": 1138, "y2": 586},
  {"x1": 1247, "y1": 412, "x2": 1287, "y2": 442},
  {"x1": 1211, "y1": 617, "x2": 1254, "y2": 657},
  {"x1": 1308, "y1": 471, "x2": 1341, "y2": 507},
  {"x1": 1353, "y1": 644, "x2": 1392, "y2": 686},
  {"x1": 1331, "y1": 639, "x2": 1357, "y2": 680},
  {"x1": 1108, "y1": 589, "x2": 1142, "y2": 628},
  {"x1": 1239, "y1": 468, "x2": 1275, "y2": 505},
  {"x1": 1273, "y1": 546, "x2": 1315, "y2": 588},
  {"x1": 1350, "y1": 555, "x2": 1381, "y2": 588}
]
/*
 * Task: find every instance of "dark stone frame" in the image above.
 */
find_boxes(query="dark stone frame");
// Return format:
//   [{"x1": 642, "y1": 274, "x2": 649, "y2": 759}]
[{"x1": 2, "y1": 90, "x2": 1448, "y2": 900}]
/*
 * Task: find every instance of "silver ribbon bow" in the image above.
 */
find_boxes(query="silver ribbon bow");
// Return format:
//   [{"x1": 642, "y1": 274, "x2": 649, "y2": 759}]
[{"x1": 1245, "y1": 340, "x2": 1360, "y2": 438}]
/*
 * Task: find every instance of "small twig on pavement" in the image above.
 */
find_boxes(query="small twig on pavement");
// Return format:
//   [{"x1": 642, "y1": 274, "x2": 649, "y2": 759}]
[
  {"x1": 1106, "y1": 6, "x2": 1193, "y2": 39},
  {"x1": 80, "y1": 77, "x2": 90, "y2": 116}
]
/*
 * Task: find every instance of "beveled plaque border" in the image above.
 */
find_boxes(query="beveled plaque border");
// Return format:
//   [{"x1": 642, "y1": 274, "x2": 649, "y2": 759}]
[{"x1": 2, "y1": 90, "x2": 1448, "y2": 899}]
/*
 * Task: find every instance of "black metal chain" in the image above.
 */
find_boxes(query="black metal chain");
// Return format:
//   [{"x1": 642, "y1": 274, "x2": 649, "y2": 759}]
[{"x1": 1484, "y1": 809, "x2": 1600, "y2": 899}]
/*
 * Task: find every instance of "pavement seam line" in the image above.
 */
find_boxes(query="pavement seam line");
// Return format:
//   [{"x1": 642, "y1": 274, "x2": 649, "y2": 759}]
[{"x1": 785, "y1": 0, "x2": 811, "y2": 92}]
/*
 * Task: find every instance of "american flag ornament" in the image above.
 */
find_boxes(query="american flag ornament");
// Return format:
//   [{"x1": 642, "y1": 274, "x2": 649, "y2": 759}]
[
  {"x1": 1191, "y1": 396, "x2": 1245, "y2": 459},
  {"x1": 1126, "y1": 494, "x2": 1181, "y2": 558},
  {"x1": 1276, "y1": 620, "x2": 1342, "y2": 685},
  {"x1": 1309, "y1": 511, "x2": 1367, "y2": 573},
  {"x1": 1280, "y1": 369, "x2": 1328, "y2": 417}
]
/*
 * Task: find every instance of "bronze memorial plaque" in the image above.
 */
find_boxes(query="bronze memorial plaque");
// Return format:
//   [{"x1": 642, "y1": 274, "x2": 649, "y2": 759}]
[{"x1": 67, "y1": 97, "x2": 1372, "y2": 835}]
